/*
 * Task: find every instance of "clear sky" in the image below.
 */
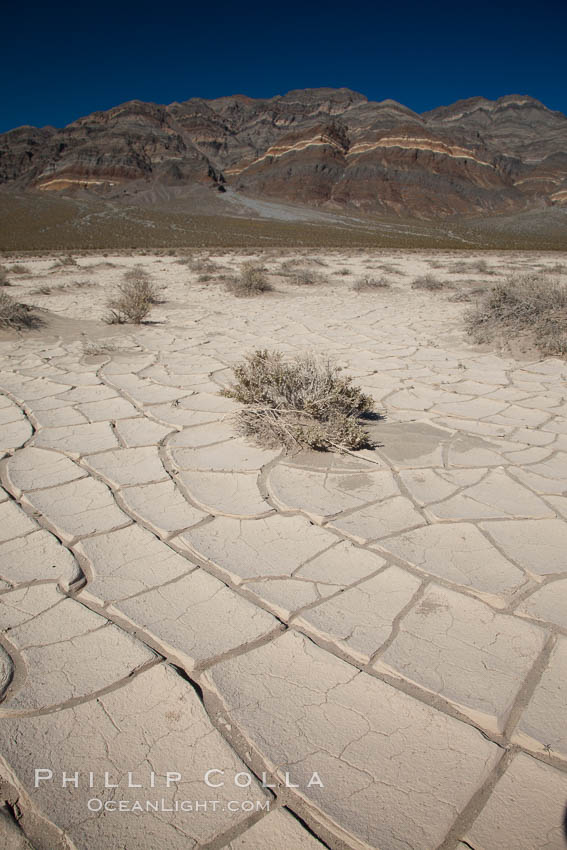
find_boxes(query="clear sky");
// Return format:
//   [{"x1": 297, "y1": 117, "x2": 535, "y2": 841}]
[{"x1": 2, "y1": 0, "x2": 566, "y2": 133}]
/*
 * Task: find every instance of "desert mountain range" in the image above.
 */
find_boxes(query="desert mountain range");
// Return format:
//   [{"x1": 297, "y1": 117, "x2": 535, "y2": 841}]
[{"x1": 1, "y1": 87, "x2": 567, "y2": 219}]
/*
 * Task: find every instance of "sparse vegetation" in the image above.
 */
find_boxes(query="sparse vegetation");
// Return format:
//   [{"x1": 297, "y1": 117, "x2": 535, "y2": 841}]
[
  {"x1": 49, "y1": 255, "x2": 78, "y2": 270},
  {"x1": 221, "y1": 349, "x2": 376, "y2": 451},
  {"x1": 375, "y1": 262, "x2": 404, "y2": 276},
  {"x1": 83, "y1": 341, "x2": 117, "y2": 355},
  {"x1": 121, "y1": 266, "x2": 161, "y2": 300},
  {"x1": 353, "y1": 276, "x2": 391, "y2": 292},
  {"x1": 411, "y1": 274, "x2": 446, "y2": 291},
  {"x1": 449, "y1": 259, "x2": 495, "y2": 275},
  {"x1": 0, "y1": 266, "x2": 9, "y2": 286},
  {"x1": 466, "y1": 273, "x2": 567, "y2": 355},
  {"x1": 227, "y1": 262, "x2": 272, "y2": 297},
  {"x1": 9, "y1": 264, "x2": 31, "y2": 275},
  {"x1": 0, "y1": 292, "x2": 41, "y2": 329},
  {"x1": 105, "y1": 271, "x2": 160, "y2": 324},
  {"x1": 334, "y1": 267, "x2": 351, "y2": 276},
  {"x1": 30, "y1": 279, "x2": 95, "y2": 296},
  {"x1": 287, "y1": 268, "x2": 325, "y2": 286}
]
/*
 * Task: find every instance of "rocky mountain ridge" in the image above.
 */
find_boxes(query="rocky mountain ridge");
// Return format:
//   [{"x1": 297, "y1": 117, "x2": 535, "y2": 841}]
[{"x1": 1, "y1": 88, "x2": 566, "y2": 218}]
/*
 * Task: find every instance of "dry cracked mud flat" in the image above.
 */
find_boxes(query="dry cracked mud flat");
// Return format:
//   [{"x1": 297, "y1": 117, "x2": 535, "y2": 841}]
[{"x1": 1, "y1": 250, "x2": 567, "y2": 849}]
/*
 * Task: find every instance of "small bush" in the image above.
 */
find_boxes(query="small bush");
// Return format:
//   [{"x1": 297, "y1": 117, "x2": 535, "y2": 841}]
[
  {"x1": 289, "y1": 269, "x2": 325, "y2": 286},
  {"x1": 353, "y1": 277, "x2": 390, "y2": 292},
  {"x1": 334, "y1": 268, "x2": 351, "y2": 276},
  {"x1": 0, "y1": 266, "x2": 9, "y2": 286},
  {"x1": 30, "y1": 285, "x2": 53, "y2": 295},
  {"x1": 0, "y1": 292, "x2": 41, "y2": 329},
  {"x1": 411, "y1": 274, "x2": 446, "y2": 291},
  {"x1": 105, "y1": 273, "x2": 159, "y2": 324},
  {"x1": 57, "y1": 255, "x2": 78, "y2": 267},
  {"x1": 466, "y1": 273, "x2": 567, "y2": 355},
  {"x1": 221, "y1": 349, "x2": 376, "y2": 451},
  {"x1": 9, "y1": 264, "x2": 31, "y2": 275},
  {"x1": 375, "y1": 262, "x2": 404, "y2": 276},
  {"x1": 449, "y1": 259, "x2": 495, "y2": 275},
  {"x1": 545, "y1": 263, "x2": 567, "y2": 275},
  {"x1": 227, "y1": 263, "x2": 272, "y2": 297}
]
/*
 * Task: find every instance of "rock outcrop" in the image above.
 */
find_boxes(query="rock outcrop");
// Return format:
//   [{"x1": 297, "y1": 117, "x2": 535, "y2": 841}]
[{"x1": 1, "y1": 88, "x2": 566, "y2": 218}]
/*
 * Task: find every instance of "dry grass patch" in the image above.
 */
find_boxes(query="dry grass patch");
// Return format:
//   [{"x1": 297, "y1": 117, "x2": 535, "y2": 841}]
[
  {"x1": 466, "y1": 272, "x2": 567, "y2": 355},
  {"x1": 353, "y1": 276, "x2": 390, "y2": 292},
  {"x1": 375, "y1": 262, "x2": 404, "y2": 276},
  {"x1": 226, "y1": 263, "x2": 272, "y2": 297},
  {"x1": 411, "y1": 274, "x2": 447, "y2": 291},
  {"x1": 0, "y1": 292, "x2": 41, "y2": 329},
  {"x1": 449, "y1": 259, "x2": 496, "y2": 275},
  {"x1": 285, "y1": 267, "x2": 326, "y2": 286},
  {"x1": 221, "y1": 349, "x2": 376, "y2": 451},
  {"x1": 83, "y1": 341, "x2": 117, "y2": 355}
]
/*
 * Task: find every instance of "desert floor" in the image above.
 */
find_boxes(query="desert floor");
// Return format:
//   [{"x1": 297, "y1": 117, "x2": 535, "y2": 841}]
[{"x1": 1, "y1": 249, "x2": 567, "y2": 850}]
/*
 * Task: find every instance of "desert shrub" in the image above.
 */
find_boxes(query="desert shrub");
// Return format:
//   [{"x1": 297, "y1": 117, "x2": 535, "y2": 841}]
[
  {"x1": 105, "y1": 273, "x2": 158, "y2": 324},
  {"x1": 288, "y1": 268, "x2": 325, "y2": 286},
  {"x1": 449, "y1": 259, "x2": 495, "y2": 275},
  {"x1": 411, "y1": 274, "x2": 446, "y2": 291},
  {"x1": 221, "y1": 349, "x2": 376, "y2": 451},
  {"x1": 0, "y1": 266, "x2": 9, "y2": 286},
  {"x1": 466, "y1": 273, "x2": 567, "y2": 355},
  {"x1": 68, "y1": 279, "x2": 95, "y2": 289},
  {"x1": 120, "y1": 268, "x2": 160, "y2": 301},
  {"x1": 0, "y1": 292, "x2": 41, "y2": 329},
  {"x1": 334, "y1": 267, "x2": 351, "y2": 276},
  {"x1": 375, "y1": 262, "x2": 404, "y2": 276},
  {"x1": 30, "y1": 285, "x2": 53, "y2": 295},
  {"x1": 353, "y1": 276, "x2": 390, "y2": 292},
  {"x1": 9, "y1": 264, "x2": 31, "y2": 275},
  {"x1": 227, "y1": 263, "x2": 272, "y2": 297}
]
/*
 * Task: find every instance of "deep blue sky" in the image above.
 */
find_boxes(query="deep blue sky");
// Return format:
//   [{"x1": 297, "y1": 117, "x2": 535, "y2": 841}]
[{"x1": 3, "y1": 0, "x2": 566, "y2": 133}]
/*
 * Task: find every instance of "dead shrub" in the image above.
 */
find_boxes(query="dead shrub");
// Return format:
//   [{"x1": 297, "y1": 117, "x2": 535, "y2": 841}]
[
  {"x1": 411, "y1": 274, "x2": 446, "y2": 291},
  {"x1": 9, "y1": 264, "x2": 31, "y2": 275},
  {"x1": 466, "y1": 273, "x2": 567, "y2": 355},
  {"x1": 288, "y1": 268, "x2": 325, "y2": 286},
  {"x1": 121, "y1": 267, "x2": 160, "y2": 299},
  {"x1": 449, "y1": 259, "x2": 495, "y2": 275},
  {"x1": 227, "y1": 263, "x2": 272, "y2": 297},
  {"x1": 221, "y1": 349, "x2": 376, "y2": 451},
  {"x1": 105, "y1": 272, "x2": 159, "y2": 324},
  {"x1": 375, "y1": 262, "x2": 404, "y2": 276},
  {"x1": 0, "y1": 292, "x2": 41, "y2": 329},
  {"x1": 353, "y1": 277, "x2": 390, "y2": 292}
]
